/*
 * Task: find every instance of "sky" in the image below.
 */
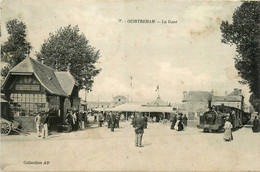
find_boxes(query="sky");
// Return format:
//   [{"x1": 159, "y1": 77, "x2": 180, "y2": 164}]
[{"x1": 1, "y1": 0, "x2": 250, "y2": 104}]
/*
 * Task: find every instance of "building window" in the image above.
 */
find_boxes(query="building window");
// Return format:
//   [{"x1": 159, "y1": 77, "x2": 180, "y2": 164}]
[{"x1": 10, "y1": 93, "x2": 46, "y2": 116}]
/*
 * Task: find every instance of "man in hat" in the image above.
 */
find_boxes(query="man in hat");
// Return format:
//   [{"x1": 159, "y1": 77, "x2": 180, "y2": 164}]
[
  {"x1": 115, "y1": 112, "x2": 120, "y2": 128},
  {"x1": 143, "y1": 113, "x2": 148, "y2": 129},
  {"x1": 110, "y1": 112, "x2": 116, "y2": 132},
  {"x1": 35, "y1": 111, "x2": 42, "y2": 137},
  {"x1": 133, "y1": 112, "x2": 145, "y2": 147},
  {"x1": 98, "y1": 112, "x2": 104, "y2": 127},
  {"x1": 78, "y1": 111, "x2": 84, "y2": 130},
  {"x1": 171, "y1": 114, "x2": 177, "y2": 130},
  {"x1": 107, "y1": 112, "x2": 112, "y2": 128},
  {"x1": 40, "y1": 109, "x2": 49, "y2": 139}
]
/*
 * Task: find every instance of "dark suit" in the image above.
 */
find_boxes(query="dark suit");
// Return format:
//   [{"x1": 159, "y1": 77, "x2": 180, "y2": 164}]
[
  {"x1": 107, "y1": 114, "x2": 111, "y2": 128},
  {"x1": 110, "y1": 114, "x2": 116, "y2": 132},
  {"x1": 115, "y1": 114, "x2": 120, "y2": 128},
  {"x1": 171, "y1": 116, "x2": 177, "y2": 130},
  {"x1": 134, "y1": 116, "x2": 145, "y2": 147}
]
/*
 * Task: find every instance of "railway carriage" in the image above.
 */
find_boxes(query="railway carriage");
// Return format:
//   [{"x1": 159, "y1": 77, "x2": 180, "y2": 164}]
[{"x1": 197, "y1": 105, "x2": 250, "y2": 132}]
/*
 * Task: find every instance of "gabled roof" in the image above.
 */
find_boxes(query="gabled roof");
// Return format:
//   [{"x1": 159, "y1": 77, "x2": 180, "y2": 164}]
[
  {"x1": 10, "y1": 58, "x2": 34, "y2": 73},
  {"x1": 2, "y1": 57, "x2": 75, "y2": 97},
  {"x1": 144, "y1": 96, "x2": 170, "y2": 107},
  {"x1": 55, "y1": 71, "x2": 77, "y2": 96}
]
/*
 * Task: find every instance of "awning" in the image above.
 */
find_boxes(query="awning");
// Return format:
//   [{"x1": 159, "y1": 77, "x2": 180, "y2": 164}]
[{"x1": 107, "y1": 103, "x2": 176, "y2": 113}]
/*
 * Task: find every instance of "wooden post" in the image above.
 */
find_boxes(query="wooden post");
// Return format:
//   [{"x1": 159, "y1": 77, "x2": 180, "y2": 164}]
[{"x1": 126, "y1": 111, "x2": 128, "y2": 121}]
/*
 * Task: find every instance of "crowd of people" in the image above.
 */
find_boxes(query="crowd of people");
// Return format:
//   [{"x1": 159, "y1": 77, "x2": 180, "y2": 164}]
[
  {"x1": 34, "y1": 108, "x2": 259, "y2": 145},
  {"x1": 65, "y1": 110, "x2": 88, "y2": 132},
  {"x1": 170, "y1": 113, "x2": 188, "y2": 131},
  {"x1": 106, "y1": 111, "x2": 121, "y2": 131}
]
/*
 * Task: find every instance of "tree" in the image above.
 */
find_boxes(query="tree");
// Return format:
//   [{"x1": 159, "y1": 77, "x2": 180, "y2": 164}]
[
  {"x1": 220, "y1": 2, "x2": 260, "y2": 112},
  {"x1": 1, "y1": 19, "x2": 32, "y2": 77},
  {"x1": 36, "y1": 25, "x2": 101, "y2": 91}
]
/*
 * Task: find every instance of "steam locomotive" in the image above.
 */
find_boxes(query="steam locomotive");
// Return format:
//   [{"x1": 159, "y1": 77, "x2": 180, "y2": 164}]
[{"x1": 197, "y1": 105, "x2": 251, "y2": 132}]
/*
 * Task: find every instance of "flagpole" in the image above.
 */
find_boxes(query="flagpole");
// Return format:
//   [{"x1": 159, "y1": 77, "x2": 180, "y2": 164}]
[
  {"x1": 158, "y1": 85, "x2": 160, "y2": 98},
  {"x1": 156, "y1": 85, "x2": 160, "y2": 99}
]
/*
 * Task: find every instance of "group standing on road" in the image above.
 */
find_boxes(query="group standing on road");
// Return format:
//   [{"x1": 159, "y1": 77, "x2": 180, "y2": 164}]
[
  {"x1": 171, "y1": 113, "x2": 188, "y2": 131},
  {"x1": 34, "y1": 109, "x2": 49, "y2": 139},
  {"x1": 33, "y1": 107, "x2": 259, "y2": 145}
]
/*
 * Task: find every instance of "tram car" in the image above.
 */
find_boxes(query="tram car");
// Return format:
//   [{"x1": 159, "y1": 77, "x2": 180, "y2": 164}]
[{"x1": 197, "y1": 105, "x2": 251, "y2": 132}]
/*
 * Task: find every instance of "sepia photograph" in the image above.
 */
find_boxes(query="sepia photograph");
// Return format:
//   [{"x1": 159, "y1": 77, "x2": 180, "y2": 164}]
[{"x1": 0, "y1": 0, "x2": 260, "y2": 171}]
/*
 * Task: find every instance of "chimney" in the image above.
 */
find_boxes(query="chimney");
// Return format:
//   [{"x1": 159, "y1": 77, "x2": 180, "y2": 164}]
[
  {"x1": 67, "y1": 63, "x2": 71, "y2": 72},
  {"x1": 208, "y1": 99, "x2": 212, "y2": 109},
  {"x1": 225, "y1": 90, "x2": 227, "y2": 96},
  {"x1": 41, "y1": 57, "x2": 44, "y2": 64}
]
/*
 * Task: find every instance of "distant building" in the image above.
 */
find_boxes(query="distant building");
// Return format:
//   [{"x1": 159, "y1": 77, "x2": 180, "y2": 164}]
[
  {"x1": 212, "y1": 88, "x2": 244, "y2": 110},
  {"x1": 81, "y1": 101, "x2": 111, "y2": 111},
  {"x1": 80, "y1": 95, "x2": 128, "y2": 111},
  {"x1": 142, "y1": 96, "x2": 173, "y2": 121},
  {"x1": 109, "y1": 96, "x2": 175, "y2": 122},
  {"x1": 182, "y1": 91, "x2": 212, "y2": 119},
  {"x1": 112, "y1": 95, "x2": 128, "y2": 106},
  {"x1": 182, "y1": 88, "x2": 245, "y2": 119}
]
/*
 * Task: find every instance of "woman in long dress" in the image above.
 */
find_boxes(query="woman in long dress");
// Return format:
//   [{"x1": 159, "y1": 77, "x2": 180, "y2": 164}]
[
  {"x1": 252, "y1": 116, "x2": 260, "y2": 132},
  {"x1": 223, "y1": 118, "x2": 233, "y2": 141},
  {"x1": 174, "y1": 114, "x2": 184, "y2": 131}
]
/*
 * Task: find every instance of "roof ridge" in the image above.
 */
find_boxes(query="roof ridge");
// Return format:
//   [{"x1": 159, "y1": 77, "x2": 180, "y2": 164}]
[
  {"x1": 30, "y1": 58, "x2": 67, "y2": 96},
  {"x1": 29, "y1": 57, "x2": 56, "y2": 71},
  {"x1": 29, "y1": 58, "x2": 55, "y2": 94}
]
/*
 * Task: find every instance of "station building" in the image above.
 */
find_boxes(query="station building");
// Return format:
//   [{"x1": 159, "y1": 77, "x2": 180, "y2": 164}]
[{"x1": 1, "y1": 57, "x2": 80, "y2": 131}]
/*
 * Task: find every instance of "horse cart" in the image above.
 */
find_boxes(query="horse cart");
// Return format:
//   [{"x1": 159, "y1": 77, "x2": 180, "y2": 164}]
[{"x1": 0, "y1": 117, "x2": 24, "y2": 135}]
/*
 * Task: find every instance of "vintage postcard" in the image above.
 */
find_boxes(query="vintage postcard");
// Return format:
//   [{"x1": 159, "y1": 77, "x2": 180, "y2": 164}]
[{"x1": 1, "y1": 0, "x2": 259, "y2": 171}]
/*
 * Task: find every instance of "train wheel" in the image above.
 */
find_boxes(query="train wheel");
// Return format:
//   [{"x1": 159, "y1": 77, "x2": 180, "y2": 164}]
[
  {"x1": 203, "y1": 128, "x2": 209, "y2": 133},
  {"x1": 1, "y1": 122, "x2": 11, "y2": 135}
]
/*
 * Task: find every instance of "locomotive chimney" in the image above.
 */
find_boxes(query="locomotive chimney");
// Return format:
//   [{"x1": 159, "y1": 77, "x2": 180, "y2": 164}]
[
  {"x1": 208, "y1": 92, "x2": 213, "y2": 109},
  {"x1": 208, "y1": 99, "x2": 212, "y2": 109}
]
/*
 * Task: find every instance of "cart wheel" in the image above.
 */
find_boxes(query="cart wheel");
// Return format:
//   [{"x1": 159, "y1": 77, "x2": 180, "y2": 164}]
[{"x1": 1, "y1": 122, "x2": 11, "y2": 135}]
